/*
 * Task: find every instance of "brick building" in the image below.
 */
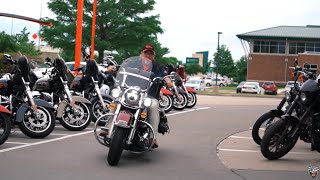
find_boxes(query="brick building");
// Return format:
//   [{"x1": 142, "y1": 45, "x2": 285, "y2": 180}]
[{"x1": 237, "y1": 25, "x2": 320, "y2": 85}]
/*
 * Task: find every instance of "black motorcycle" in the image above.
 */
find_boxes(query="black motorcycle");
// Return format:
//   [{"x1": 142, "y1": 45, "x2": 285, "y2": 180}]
[
  {"x1": 33, "y1": 57, "x2": 92, "y2": 131},
  {"x1": 0, "y1": 54, "x2": 55, "y2": 138},
  {"x1": 260, "y1": 64, "x2": 320, "y2": 160},
  {"x1": 251, "y1": 64, "x2": 308, "y2": 145}
]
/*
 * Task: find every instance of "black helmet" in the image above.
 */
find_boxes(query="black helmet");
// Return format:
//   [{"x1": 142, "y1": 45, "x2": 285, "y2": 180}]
[
  {"x1": 18, "y1": 56, "x2": 30, "y2": 77},
  {"x1": 85, "y1": 60, "x2": 99, "y2": 76}
]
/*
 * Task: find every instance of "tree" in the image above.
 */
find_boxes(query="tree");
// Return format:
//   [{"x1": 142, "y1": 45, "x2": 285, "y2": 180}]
[
  {"x1": 157, "y1": 56, "x2": 179, "y2": 66},
  {"x1": 185, "y1": 63, "x2": 203, "y2": 75},
  {"x1": 234, "y1": 56, "x2": 247, "y2": 82},
  {"x1": 0, "y1": 31, "x2": 17, "y2": 53},
  {"x1": 212, "y1": 45, "x2": 236, "y2": 78},
  {"x1": 42, "y1": 0, "x2": 167, "y2": 63},
  {"x1": 15, "y1": 27, "x2": 41, "y2": 56}
]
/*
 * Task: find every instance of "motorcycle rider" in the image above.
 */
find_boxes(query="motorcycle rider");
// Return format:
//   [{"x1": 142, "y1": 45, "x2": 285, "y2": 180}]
[{"x1": 107, "y1": 44, "x2": 173, "y2": 148}]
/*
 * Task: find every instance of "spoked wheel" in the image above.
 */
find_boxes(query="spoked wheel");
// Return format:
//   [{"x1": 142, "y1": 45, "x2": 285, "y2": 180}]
[
  {"x1": 18, "y1": 106, "x2": 55, "y2": 138},
  {"x1": 91, "y1": 98, "x2": 112, "y2": 125},
  {"x1": 252, "y1": 111, "x2": 282, "y2": 145},
  {"x1": 173, "y1": 93, "x2": 188, "y2": 110},
  {"x1": 159, "y1": 94, "x2": 173, "y2": 113},
  {"x1": 186, "y1": 93, "x2": 197, "y2": 108},
  {"x1": 59, "y1": 102, "x2": 92, "y2": 131},
  {"x1": 260, "y1": 120, "x2": 298, "y2": 160},
  {"x1": 0, "y1": 114, "x2": 11, "y2": 145}
]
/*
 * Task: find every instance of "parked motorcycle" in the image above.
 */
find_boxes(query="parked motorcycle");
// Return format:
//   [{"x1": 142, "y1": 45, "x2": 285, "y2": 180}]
[
  {"x1": 167, "y1": 72, "x2": 188, "y2": 110},
  {"x1": 93, "y1": 56, "x2": 169, "y2": 166},
  {"x1": 33, "y1": 57, "x2": 92, "y2": 131},
  {"x1": 159, "y1": 88, "x2": 174, "y2": 113},
  {"x1": 260, "y1": 64, "x2": 319, "y2": 160},
  {"x1": 0, "y1": 105, "x2": 11, "y2": 145},
  {"x1": 252, "y1": 63, "x2": 312, "y2": 145},
  {"x1": 0, "y1": 54, "x2": 55, "y2": 138}
]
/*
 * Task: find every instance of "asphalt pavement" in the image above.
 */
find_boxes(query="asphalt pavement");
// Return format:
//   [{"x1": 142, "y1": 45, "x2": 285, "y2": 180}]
[{"x1": 0, "y1": 95, "x2": 315, "y2": 180}]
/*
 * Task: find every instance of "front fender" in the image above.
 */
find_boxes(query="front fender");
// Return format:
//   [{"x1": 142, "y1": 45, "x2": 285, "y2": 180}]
[
  {"x1": 15, "y1": 99, "x2": 54, "y2": 122},
  {"x1": 161, "y1": 88, "x2": 173, "y2": 96},
  {"x1": 177, "y1": 88, "x2": 187, "y2": 94},
  {"x1": 269, "y1": 109, "x2": 284, "y2": 117},
  {"x1": 185, "y1": 87, "x2": 196, "y2": 94},
  {"x1": 0, "y1": 105, "x2": 11, "y2": 115},
  {"x1": 56, "y1": 96, "x2": 91, "y2": 118}
]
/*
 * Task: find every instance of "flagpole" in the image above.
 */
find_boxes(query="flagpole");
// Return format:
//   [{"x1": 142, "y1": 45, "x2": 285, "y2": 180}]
[{"x1": 38, "y1": 0, "x2": 43, "y2": 50}]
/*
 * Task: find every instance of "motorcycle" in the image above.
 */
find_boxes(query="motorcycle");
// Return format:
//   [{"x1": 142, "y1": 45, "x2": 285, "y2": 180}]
[
  {"x1": 93, "y1": 56, "x2": 169, "y2": 166},
  {"x1": 260, "y1": 64, "x2": 320, "y2": 160},
  {"x1": 159, "y1": 87, "x2": 174, "y2": 113},
  {"x1": 0, "y1": 54, "x2": 55, "y2": 138},
  {"x1": 33, "y1": 57, "x2": 92, "y2": 131},
  {"x1": 0, "y1": 105, "x2": 11, "y2": 145},
  {"x1": 167, "y1": 72, "x2": 188, "y2": 110},
  {"x1": 180, "y1": 80, "x2": 197, "y2": 108},
  {"x1": 251, "y1": 64, "x2": 307, "y2": 145},
  {"x1": 71, "y1": 51, "x2": 114, "y2": 124}
]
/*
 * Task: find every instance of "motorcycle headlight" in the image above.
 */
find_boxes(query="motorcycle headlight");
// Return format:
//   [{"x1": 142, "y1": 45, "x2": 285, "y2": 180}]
[
  {"x1": 285, "y1": 91, "x2": 291, "y2": 101},
  {"x1": 300, "y1": 92, "x2": 307, "y2": 103},
  {"x1": 143, "y1": 97, "x2": 152, "y2": 107},
  {"x1": 111, "y1": 88, "x2": 121, "y2": 98},
  {"x1": 124, "y1": 89, "x2": 140, "y2": 105}
]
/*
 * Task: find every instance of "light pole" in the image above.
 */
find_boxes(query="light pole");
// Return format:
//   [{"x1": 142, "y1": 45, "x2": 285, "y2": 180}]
[{"x1": 215, "y1": 32, "x2": 222, "y2": 86}]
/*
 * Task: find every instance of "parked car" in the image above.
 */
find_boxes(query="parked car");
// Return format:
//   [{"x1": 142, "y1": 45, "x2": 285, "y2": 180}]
[
  {"x1": 284, "y1": 81, "x2": 302, "y2": 92},
  {"x1": 262, "y1": 81, "x2": 277, "y2": 95},
  {"x1": 185, "y1": 78, "x2": 205, "y2": 91},
  {"x1": 209, "y1": 78, "x2": 227, "y2": 86},
  {"x1": 65, "y1": 62, "x2": 106, "y2": 76},
  {"x1": 241, "y1": 82, "x2": 261, "y2": 94},
  {"x1": 236, "y1": 81, "x2": 246, "y2": 93}
]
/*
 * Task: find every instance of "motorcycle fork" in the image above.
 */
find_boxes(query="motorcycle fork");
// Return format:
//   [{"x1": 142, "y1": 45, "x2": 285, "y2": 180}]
[
  {"x1": 181, "y1": 83, "x2": 190, "y2": 97},
  {"x1": 92, "y1": 77, "x2": 106, "y2": 110},
  {"x1": 107, "y1": 103, "x2": 121, "y2": 139},
  {"x1": 61, "y1": 77, "x2": 75, "y2": 108},
  {"x1": 22, "y1": 78, "x2": 38, "y2": 113},
  {"x1": 127, "y1": 109, "x2": 141, "y2": 145}
]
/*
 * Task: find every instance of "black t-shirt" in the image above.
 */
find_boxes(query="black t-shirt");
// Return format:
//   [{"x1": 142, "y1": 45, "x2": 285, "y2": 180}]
[{"x1": 148, "y1": 62, "x2": 166, "y2": 99}]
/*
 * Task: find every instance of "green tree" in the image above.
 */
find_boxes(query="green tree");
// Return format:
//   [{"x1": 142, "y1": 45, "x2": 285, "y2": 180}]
[
  {"x1": 0, "y1": 31, "x2": 17, "y2": 53},
  {"x1": 42, "y1": 0, "x2": 167, "y2": 62},
  {"x1": 15, "y1": 27, "x2": 41, "y2": 56},
  {"x1": 234, "y1": 55, "x2": 247, "y2": 82},
  {"x1": 157, "y1": 56, "x2": 179, "y2": 66},
  {"x1": 185, "y1": 63, "x2": 203, "y2": 75},
  {"x1": 212, "y1": 45, "x2": 236, "y2": 78}
]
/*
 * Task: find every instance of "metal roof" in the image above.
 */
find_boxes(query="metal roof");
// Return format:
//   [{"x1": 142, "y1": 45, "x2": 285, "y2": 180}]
[{"x1": 237, "y1": 25, "x2": 320, "y2": 41}]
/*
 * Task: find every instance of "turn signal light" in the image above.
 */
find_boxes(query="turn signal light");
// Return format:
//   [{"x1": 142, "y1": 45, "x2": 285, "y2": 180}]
[
  {"x1": 141, "y1": 112, "x2": 147, "y2": 119},
  {"x1": 109, "y1": 103, "x2": 116, "y2": 111}
]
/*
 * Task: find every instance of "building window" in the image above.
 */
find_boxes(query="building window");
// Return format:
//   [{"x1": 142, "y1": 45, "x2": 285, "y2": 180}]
[
  {"x1": 253, "y1": 40, "x2": 285, "y2": 54},
  {"x1": 303, "y1": 63, "x2": 318, "y2": 76},
  {"x1": 289, "y1": 41, "x2": 320, "y2": 54}
]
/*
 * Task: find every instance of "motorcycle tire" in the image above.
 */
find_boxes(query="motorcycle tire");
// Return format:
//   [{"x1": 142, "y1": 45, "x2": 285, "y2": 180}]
[
  {"x1": 91, "y1": 98, "x2": 112, "y2": 126},
  {"x1": 0, "y1": 114, "x2": 11, "y2": 145},
  {"x1": 260, "y1": 120, "x2": 298, "y2": 160},
  {"x1": 59, "y1": 102, "x2": 92, "y2": 131},
  {"x1": 159, "y1": 94, "x2": 173, "y2": 113},
  {"x1": 173, "y1": 93, "x2": 188, "y2": 110},
  {"x1": 186, "y1": 93, "x2": 197, "y2": 108},
  {"x1": 107, "y1": 127, "x2": 128, "y2": 166},
  {"x1": 252, "y1": 110, "x2": 283, "y2": 145},
  {"x1": 18, "y1": 106, "x2": 56, "y2": 138}
]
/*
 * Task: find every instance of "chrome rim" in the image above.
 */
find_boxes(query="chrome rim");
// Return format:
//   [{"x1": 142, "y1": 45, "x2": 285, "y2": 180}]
[
  {"x1": 187, "y1": 93, "x2": 196, "y2": 106},
  {"x1": 92, "y1": 100, "x2": 111, "y2": 119},
  {"x1": 23, "y1": 106, "x2": 52, "y2": 133},
  {"x1": 62, "y1": 102, "x2": 90, "y2": 127}
]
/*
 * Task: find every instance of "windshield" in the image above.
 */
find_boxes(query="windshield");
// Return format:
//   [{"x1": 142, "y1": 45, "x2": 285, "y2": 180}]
[{"x1": 116, "y1": 56, "x2": 153, "y2": 91}]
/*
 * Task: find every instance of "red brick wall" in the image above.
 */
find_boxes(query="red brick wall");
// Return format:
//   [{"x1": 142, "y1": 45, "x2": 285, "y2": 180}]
[{"x1": 248, "y1": 53, "x2": 320, "y2": 85}]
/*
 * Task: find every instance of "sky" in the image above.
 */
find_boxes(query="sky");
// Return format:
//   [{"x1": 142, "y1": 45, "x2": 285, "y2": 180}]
[{"x1": 1, "y1": 0, "x2": 320, "y2": 62}]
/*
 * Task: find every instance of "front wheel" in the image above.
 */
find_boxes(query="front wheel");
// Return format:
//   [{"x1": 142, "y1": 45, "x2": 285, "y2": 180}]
[
  {"x1": 173, "y1": 93, "x2": 188, "y2": 110},
  {"x1": 107, "y1": 127, "x2": 128, "y2": 166},
  {"x1": 18, "y1": 106, "x2": 55, "y2": 138},
  {"x1": 0, "y1": 114, "x2": 11, "y2": 145},
  {"x1": 159, "y1": 94, "x2": 173, "y2": 113},
  {"x1": 252, "y1": 110, "x2": 282, "y2": 145},
  {"x1": 59, "y1": 102, "x2": 92, "y2": 131},
  {"x1": 186, "y1": 93, "x2": 197, "y2": 108},
  {"x1": 260, "y1": 120, "x2": 298, "y2": 160},
  {"x1": 91, "y1": 98, "x2": 112, "y2": 125}
]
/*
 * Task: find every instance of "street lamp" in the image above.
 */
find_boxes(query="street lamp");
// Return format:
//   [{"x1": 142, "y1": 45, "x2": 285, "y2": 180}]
[{"x1": 215, "y1": 32, "x2": 223, "y2": 86}]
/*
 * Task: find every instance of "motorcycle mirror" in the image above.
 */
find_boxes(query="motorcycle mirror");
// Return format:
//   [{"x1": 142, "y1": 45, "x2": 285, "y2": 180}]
[{"x1": 294, "y1": 59, "x2": 298, "y2": 66}]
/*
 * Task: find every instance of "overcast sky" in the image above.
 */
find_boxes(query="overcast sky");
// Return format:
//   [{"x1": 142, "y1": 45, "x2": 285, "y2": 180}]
[{"x1": 1, "y1": 0, "x2": 320, "y2": 62}]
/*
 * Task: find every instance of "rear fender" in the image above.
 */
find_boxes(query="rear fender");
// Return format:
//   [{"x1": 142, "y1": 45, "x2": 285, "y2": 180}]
[
  {"x1": 161, "y1": 88, "x2": 173, "y2": 95},
  {"x1": 115, "y1": 111, "x2": 133, "y2": 128},
  {"x1": 185, "y1": 87, "x2": 196, "y2": 94}
]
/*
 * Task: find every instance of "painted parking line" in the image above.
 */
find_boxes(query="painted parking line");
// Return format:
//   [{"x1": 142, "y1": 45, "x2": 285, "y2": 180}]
[
  {"x1": 10, "y1": 131, "x2": 70, "y2": 136},
  {"x1": 229, "y1": 136, "x2": 252, "y2": 139},
  {"x1": 5, "y1": 141, "x2": 29, "y2": 145},
  {"x1": 0, "y1": 107, "x2": 210, "y2": 153},
  {"x1": 218, "y1": 148, "x2": 316, "y2": 155},
  {"x1": 54, "y1": 125, "x2": 95, "y2": 130}
]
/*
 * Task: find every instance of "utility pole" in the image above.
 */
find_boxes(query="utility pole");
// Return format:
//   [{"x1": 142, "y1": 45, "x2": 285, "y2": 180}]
[{"x1": 215, "y1": 32, "x2": 222, "y2": 86}]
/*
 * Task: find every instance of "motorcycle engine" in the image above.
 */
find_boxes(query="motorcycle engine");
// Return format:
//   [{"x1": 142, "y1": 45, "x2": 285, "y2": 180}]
[
  {"x1": 311, "y1": 114, "x2": 320, "y2": 152},
  {"x1": 131, "y1": 122, "x2": 154, "y2": 152}
]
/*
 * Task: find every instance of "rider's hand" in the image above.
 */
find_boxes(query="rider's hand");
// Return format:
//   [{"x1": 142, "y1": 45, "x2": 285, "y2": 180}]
[
  {"x1": 106, "y1": 65, "x2": 116, "y2": 73},
  {"x1": 164, "y1": 76, "x2": 173, "y2": 88}
]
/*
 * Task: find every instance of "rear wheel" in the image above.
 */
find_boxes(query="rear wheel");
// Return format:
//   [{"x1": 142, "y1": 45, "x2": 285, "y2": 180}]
[
  {"x1": 0, "y1": 114, "x2": 11, "y2": 145},
  {"x1": 107, "y1": 127, "x2": 128, "y2": 166},
  {"x1": 260, "y1": 120, "x2": 298, "y2": 160}
]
